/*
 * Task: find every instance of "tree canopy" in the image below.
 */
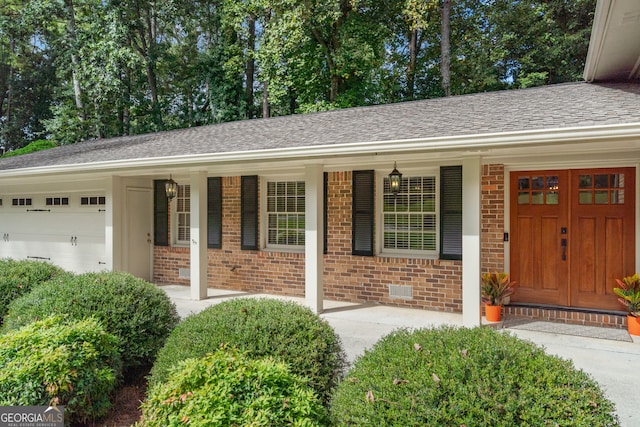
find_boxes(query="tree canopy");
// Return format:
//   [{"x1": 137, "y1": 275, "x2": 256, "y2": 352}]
[{"x1": 0, "y1": 0, "x2": 595, "y2": 150}]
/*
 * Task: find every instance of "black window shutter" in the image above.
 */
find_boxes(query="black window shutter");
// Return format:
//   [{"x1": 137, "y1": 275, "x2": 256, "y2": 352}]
[
  {"x1": 440, "y1": 166, "x2": 462, "y2": 260},
  {"x1": 207, "y1": 177, "x2": 222, "y2": 249},
  {"x1": 324, "y1": 172, "x2": 328, "y2": 254},
  {"x1": 241, "y1": 175, "x2": 259, "y2": 250},
  {"x1": 153, "y1": 180, "x2": 169, "y2": 246},
  {"x1": 352, "y1": 170, "x2": 374, "y2": 256}
]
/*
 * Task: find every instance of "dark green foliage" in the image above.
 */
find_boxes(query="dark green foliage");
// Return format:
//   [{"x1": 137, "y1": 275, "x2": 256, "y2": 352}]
[
  {"x1": 2, "y1": 271, "x2": 179, "y2": 371},
  {"x1": 0, "y1": 317, "x2": 121, "y2": 424},
  {"x1": 0, "y1": 139, "x2": 58, "y2": 158},
  {"x1": 149, "y1": 298, "x2": 346, "y2": 404},
  {"x1": 330, "y1": 326, "x2": 619, "y2": 426},
  {"x1": 140, "y1": 348, "x2": 328, "y2": 426},
  {"x1": 0, "y1": 259, "x2": 67, "y2": 323}
]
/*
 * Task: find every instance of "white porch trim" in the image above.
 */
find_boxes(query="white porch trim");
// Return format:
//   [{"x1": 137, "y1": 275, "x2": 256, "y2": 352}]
[
  {"x1": 190, "y1": 171, "x2": 208, "y2": 300},
  {"x1": 305, "y1": 164, "x2": 324, "y2": 313},
  {"x1": 462, "y1": 157, "x2": 482, "y2": 326},
  {"x1": 105, "y1": 176, "x2": 123, "y2": 272}
]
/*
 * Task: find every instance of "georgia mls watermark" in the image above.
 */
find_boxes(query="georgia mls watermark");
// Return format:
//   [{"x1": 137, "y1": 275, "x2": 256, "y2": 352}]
[{"x1": 0, "y1": 406, "x2": 64, "y2": 427}]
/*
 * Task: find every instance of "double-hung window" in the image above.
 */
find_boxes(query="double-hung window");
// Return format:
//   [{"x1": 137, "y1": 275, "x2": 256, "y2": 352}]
[
  {"x1": 176, "y1": 184, "x2": 190, "y2": 244},
  {"x1": 382, "y1": 172, "x2": 438, "y2": 256},
  {"x1": 266, "y1": 180, "x2": 305, "y2": 248}
]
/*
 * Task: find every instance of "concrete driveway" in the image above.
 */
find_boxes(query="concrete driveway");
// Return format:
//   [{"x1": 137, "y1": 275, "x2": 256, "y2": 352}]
[{"x1": 160, "y1": 285, "x2": 640, "y2": 427}]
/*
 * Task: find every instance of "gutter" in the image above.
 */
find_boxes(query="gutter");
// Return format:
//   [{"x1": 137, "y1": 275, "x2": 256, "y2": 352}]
[
  {"x1": 583, "y1": 0, "x2": 612, "y2": 82},
  {"x1": 1, "y1": 123, "x2": 639, "y2": 179}
]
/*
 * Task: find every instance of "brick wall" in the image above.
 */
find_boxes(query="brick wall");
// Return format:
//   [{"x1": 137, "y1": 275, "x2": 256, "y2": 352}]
[
  {"x1": 481, "y1": 164, "x2": 505, "y2": 273},
  {"x1": 154, "y1": 172, "x2": 463, "y2": 312}
]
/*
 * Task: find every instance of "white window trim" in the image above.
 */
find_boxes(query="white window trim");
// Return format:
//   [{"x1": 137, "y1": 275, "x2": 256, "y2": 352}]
[
  {"x1": 260, "y1": 175, "x2": 306, "y2": 253},
  {"x1": 376, "y1": 168, "x2": 440, "y2": 259},
  {"x1": 172, "y1": 184, "x2": 191, "y2": 247}
]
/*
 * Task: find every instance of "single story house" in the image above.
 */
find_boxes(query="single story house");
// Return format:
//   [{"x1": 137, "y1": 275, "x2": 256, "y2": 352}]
[{"x1": 1, "y1": 0, "x2": 639, "y2": 327}]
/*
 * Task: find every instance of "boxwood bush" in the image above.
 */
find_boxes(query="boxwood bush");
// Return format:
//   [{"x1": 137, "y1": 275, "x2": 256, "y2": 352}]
[
  {"x1": 2, "y1": 271, "x2": 179, "y2": 370},
  {"x1": 0, "y1": 259, "x2": 67, "y2": 323},
  {"x1": 0, "y1": 317, "x2": 121, "y2": 424},
  {"x1": 149, "y1": 298, "x2": 346, "y2": 403},
  {"x1": 139, "y1": 348, "x2": 328, "y2": 426},
  {"x1": 330, "y1": 326, "x2": 619, "y2": 426}
]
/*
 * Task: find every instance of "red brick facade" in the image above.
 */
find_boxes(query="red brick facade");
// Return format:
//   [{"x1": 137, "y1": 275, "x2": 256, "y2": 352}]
[
  {"x1": 154, "y1": 172, "x2": 463, "y2": 312},
  {"x1": 481, "y1": 164, "x2": 505, "y2": 273}
]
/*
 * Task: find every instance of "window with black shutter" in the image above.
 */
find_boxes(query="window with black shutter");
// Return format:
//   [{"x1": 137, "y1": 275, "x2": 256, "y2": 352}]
[
  {"x1": 352, "y1": 170, "x2": 375, "y2": 256},
  {"x1": 440, "y1": 165, "x2": 462, "y2": 260},
  {"x1": 153, "y1": 180, "x2": 169, "y2": 246},
  {"x1": 241, "y1": 175, "x2": 259, "y2": 250},
  {"x1": 208, "y1": 177, "x2": 222, "y2": 249}
]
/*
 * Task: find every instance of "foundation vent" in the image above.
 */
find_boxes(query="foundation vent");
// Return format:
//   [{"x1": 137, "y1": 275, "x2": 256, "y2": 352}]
[
  {"x1": 178, "y1": 268, "x2": 190, "y2": 279},
  {"x1": 389, "y1": 284, "x2": 413, "y2": 300}
]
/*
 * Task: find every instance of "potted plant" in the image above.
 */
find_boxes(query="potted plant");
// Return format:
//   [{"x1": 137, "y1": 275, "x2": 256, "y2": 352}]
[
  {"x1": 613, "y1": 273, "x2": 640, "y2": 336},
  {"x1": 481, "y1": 272, "x2": 516, "y2": 322}
]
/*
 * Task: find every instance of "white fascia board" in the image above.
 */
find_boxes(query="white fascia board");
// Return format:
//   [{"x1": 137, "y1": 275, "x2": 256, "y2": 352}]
[
  {"x1": 583, "y1": 0, "x2": 612, "y2": 82},
  {"x1": 1, "y1": 123, "x2": 640, "y2": 179}
]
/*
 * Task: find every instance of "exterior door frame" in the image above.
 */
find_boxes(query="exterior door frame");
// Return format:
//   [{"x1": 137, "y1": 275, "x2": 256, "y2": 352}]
[{"x1": 504, "y1": 166, "x2": 640, "y2": 310}]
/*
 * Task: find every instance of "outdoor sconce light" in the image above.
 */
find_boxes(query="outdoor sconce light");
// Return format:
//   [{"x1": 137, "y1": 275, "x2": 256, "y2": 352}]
[
  {"x1": 165, "y1": 175, "x2": 178, "y2": 201},
  {"x1": 389, "y1": 162, "x2": 402, "y2": 196}
]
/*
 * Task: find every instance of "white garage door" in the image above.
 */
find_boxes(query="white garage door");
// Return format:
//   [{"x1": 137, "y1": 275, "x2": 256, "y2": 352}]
[{"x1": 0, "y1": 194, "x2": 106, "y2": 273}]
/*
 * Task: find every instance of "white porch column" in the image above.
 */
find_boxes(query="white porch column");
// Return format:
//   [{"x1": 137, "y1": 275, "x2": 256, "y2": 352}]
[
  {"x1": 190, "y1": 171, "x2": 208, "y2": 300},
  {"x1": 305, "y1": 164, "x2": 324, "y2": 313},
  {"x1": 462, "y1": 157, "x2": 482, "y2": 327},
  {"x1": 105, "y1": 176, "x2": 123, "y2": 272}
]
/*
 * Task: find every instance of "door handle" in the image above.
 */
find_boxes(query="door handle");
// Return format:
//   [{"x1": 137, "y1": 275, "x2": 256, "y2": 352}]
[{"x1": 561, "y1": 238, "x2": 567, "y2": 261}]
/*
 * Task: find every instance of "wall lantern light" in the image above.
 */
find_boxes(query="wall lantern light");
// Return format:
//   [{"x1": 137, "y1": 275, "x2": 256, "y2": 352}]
[
  {"x1": 165, "y1": 175, "x2": 178, "y2": 200},
  {"x1": 388, "y1": 162, "x2": 402, "y2": 196}
]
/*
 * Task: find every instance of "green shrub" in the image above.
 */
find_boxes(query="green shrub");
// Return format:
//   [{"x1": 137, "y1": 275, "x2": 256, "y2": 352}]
[
  {"x1": 2, "y1": 271, "x2": 179, "y2": 370},
  {"x1": 150, "y1": 298, "x2": 346, "y2": 403},
  {"x1": 0, "y1": 317, "x2": 121, "y2": 424},
  {"x1": 330, "y1": 326, "x2": 619, "y2": 427},
  {"x1": 0, "y1": 259, "x2": 67, "y2": 323},
  {"x1": 1, "y1": 139, "x2": 58, "y2": 158},
  {"x1": 139, "y1": 348, "x2": 328, "y2": 426}
]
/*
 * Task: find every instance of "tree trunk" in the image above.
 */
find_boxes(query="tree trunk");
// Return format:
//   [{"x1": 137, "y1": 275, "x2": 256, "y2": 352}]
[
  {"x1": 262, "y1": 81, "x2": 270, "y2": 118},
  {"x1": 407, "y1": 28, "x2": 418, "y2": 99},
  {"x1": 144, "y1": 7, "x2": 163, "y2": 129},
  {"x1": 64, "y1": 0, "x2": 85, "y2": 119},
  {"x1": 245, "y1": 13, "x2": 256, "y2": 119},
  {"x1": 440, "y1": 0, "x2": 451, "y2": 97}
]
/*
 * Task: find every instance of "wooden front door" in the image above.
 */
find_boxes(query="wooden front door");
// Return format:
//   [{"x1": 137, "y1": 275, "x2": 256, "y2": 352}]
[{"x1": 510, "y1": 168, "x2": 635, "y2": 310}]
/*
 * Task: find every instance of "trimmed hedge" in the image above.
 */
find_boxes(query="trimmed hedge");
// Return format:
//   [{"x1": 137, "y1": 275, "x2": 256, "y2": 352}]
[
  {"x1": 149, "y1": 298, "x2": 346, "y2": 403},
  {"x1": 330, "y1": 326, "x2": 619, "y2": 426},
  {"x1": 0, "y1": 259, "x2": 67, "y2": 323},
  {"x1": 2, "y1": 271, "x2": 180, "y2": 370},
  {"x1": 0, "y1": 317, "x2": 121, "y2": 424},
  {"x1": 139, "y1": 348, "x2": 328, "y2": 426}
]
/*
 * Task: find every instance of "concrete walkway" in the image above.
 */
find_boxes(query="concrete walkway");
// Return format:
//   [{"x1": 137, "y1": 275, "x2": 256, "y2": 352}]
[{"x1": 160, "y1": 285, "x2": 640, "y2": 427}]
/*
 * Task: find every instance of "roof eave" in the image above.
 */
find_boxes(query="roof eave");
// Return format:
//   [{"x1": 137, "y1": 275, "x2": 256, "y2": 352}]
[{"x1": 1, "y1": 123, "x2": 639, "y2": 179}]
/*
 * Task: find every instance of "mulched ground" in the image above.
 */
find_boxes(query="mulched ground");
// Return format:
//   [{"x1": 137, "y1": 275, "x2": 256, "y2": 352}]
[{"x1": 79, "y1": 369, "x2": 148, "y2": 427}]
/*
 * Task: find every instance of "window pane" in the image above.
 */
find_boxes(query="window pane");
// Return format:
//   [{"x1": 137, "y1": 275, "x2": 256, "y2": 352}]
[
  {"x1": 532, "y1": 176, "x2": 544, "y2": 190},
  {"x1": 267, "y1": 181, "x2": 305, "y2": 246},
  {"x1": 594, "y1": 174, "x2": 608, "y2": 189},
  {"x1": 531, "y1": 192, "x2": 544, "y2": 204},
  {"x1": 595, "y1": 190, "x2": 608, "y2": 204},
  {"x1": 518, "y1": 177, "x2": 530, "y2": 190},
  {"x1": 546, "y1": 176, "x2": 558, "y2": 190},
  {"x1": 518, "y1": 192, "x2": 529, "y2": 204},
  {"x1": 611, "y1": 174, "x2": 624, "y2": 188},
  {"x1": 611, "y1": 190, "x2": 625, "y2": 204},
  {"x1": 579, "y1": 191, "x2": 592, "y2": 204},
  {"x1": 579, "y1": 175, "x2": 592, "y2": 188},
  {"x1": 383, "y1": 174, "x2": 437, "y2": 253},
  {"x1": 546, "y1": 192, "x2": 558, "y2": 205}
]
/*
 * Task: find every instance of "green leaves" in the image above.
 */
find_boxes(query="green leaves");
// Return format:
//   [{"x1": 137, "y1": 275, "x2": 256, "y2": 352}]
[{"x1": 613, "y1": 273, "x2": 640, "y2": 316}]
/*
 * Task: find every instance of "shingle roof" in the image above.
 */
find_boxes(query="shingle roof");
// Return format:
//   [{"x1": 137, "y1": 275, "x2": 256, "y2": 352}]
[{"x1": 1, "y1": 82, "x2": 639, "y2": 171}]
